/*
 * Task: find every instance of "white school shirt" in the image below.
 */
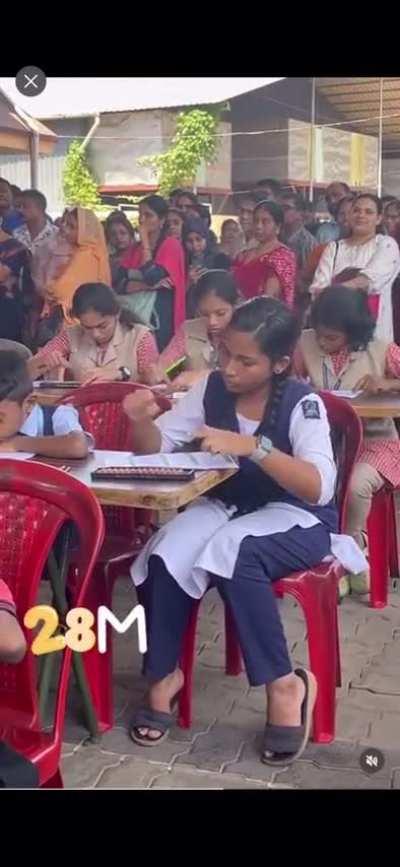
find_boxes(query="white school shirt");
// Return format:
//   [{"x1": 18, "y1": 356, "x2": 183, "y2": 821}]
[
  {"x1": 310, "y1": 235, "x2": 400, "y2": 341},
  {"x1": 130, "y1": 376, "x2": 367, "y2": 598},
  {"x1": 20, "y1": 404, "x2": 94, "y2": 448}
]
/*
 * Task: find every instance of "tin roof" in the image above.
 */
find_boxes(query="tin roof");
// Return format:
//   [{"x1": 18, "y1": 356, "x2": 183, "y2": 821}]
[
  {"x1": 316, "y1": 77, "x2": 400, "y2": 151},
  {"x1": 0, "y1": 77, "x2": 283, "y2": 120}
]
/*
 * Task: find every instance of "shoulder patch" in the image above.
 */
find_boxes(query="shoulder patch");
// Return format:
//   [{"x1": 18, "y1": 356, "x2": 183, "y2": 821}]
[{"x1": 302, "y1": 399, "x2": 320, "y2": 420}]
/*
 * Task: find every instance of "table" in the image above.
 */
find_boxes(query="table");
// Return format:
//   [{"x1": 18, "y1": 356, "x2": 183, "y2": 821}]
[
  {"x1": 346, "y1": 394, "x2": 400, "y2": 419},
  {"x1": 34, "y1": 387, "x2": 184, "y2": 408},
  {"x1": 39, "y1": 450, "x2": 237, "y2": 510}
]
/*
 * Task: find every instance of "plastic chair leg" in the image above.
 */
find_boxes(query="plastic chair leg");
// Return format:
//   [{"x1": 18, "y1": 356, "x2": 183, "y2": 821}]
[
  {"x1": 389, "y1": 493, "x2": 399, "y2": 578},
  {"x1": 224, "y1": 605, "x2": 242, "y2": 676},
  {"x1": 335, "y1": 604, "x2": 342, "y2": 689},
  {"x1": 81, "y1": 565, "x2": 114, "y2": 733},
  {"x1": 41, "y1": 768, "x2": 64, "y2": 789},
  {"x1": 178, "y1": 602, "x2": 201, "y2": 729},
  {"x1": 285, "y1": 571, "x2": 339, "y2": 744},
  {"x1": 368, "y1": 489, "x2": 390, "y2": 609},
  {"x1": 72, "y1": 652, "x2": 99, "y2": 740}
]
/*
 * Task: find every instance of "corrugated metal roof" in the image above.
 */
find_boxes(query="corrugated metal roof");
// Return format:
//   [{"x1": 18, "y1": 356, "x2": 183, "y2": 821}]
[
  {"x1": 0, "y1": 77, "x2": 283, "y2": 120},
  {"x1": 316, "y1": 78, "x2": 400, "y2": 150},
  {"x1": 0, "y1": 86, "x2": 57, "y2": 139}
]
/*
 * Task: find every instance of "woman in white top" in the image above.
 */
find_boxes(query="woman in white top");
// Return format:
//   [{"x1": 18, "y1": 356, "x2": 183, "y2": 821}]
[
  {"x1": 310, "y1": 194, "x2": 400, "y2": 341},
  {"x1": 123, "y1": 297, "x2": 366, "y2": 765}
]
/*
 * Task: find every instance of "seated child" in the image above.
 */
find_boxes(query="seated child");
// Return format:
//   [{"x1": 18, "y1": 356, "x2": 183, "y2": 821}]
[
  {"x1": 0, "y1": 350, "x2": 91, "y2": 459},
  {"x1": 144, "y1": 270, "x2": 240, "y2": 391},
  {"x1": 295, "y1": 285, "x2": 400, "y2": 595},
  {"x1": 122, "y1": 296, "x2": 365, "y2": 765}
]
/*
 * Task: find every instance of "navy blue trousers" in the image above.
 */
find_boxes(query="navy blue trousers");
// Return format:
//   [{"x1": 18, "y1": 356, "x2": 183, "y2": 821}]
[{"x1": 137, "y1": 523, "x2": 331, "y2": 687}]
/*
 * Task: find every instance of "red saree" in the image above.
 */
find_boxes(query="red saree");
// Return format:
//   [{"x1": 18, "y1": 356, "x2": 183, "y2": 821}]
[{"x1": 232, "y1": 244, "x2": 296, "y2": 308}]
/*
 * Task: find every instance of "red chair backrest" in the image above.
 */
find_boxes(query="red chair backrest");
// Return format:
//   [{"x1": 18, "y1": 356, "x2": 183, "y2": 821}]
[
  {"x1": 0, "y1": 461, "x2": 104, "y2": 748},
  {"x1": 319, "y1": 391, "x2": 362, "y2": 531},
  {"x1": 61, "y1": 382, "x2": 171, "y2": 450},
  {"x1": 61, "y1": 382, "x2": 171, "y2": 537}
]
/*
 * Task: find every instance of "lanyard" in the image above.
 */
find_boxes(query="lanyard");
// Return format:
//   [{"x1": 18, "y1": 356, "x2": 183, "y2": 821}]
[
  {"x1": 322, "y1": 359, "x2": 346, "y2": 392},
  {"x1": 322, "y1": 355, "x2": 354, "y2": 391}
]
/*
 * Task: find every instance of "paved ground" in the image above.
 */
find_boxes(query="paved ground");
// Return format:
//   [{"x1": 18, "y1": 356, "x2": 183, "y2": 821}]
[{"x1": 57, "y1": 574, "x2": 400, "y2": 790}]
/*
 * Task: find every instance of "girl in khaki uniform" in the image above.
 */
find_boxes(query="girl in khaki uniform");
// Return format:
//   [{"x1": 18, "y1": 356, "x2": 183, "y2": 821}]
[
  {"x1": 29, "y1": 282, "x2": 159, "y2": 384},
  {"x1": 296, "y1": 285, "x2": 400, "y2": 595},
  {"x1": 144, "y1": 270, "x2": 240, "y2": 389}
]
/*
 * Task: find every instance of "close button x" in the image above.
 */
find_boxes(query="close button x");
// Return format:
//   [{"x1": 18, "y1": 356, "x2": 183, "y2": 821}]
[{"x1": 15, "y1": 66, "x2": 47, "y2": 97}]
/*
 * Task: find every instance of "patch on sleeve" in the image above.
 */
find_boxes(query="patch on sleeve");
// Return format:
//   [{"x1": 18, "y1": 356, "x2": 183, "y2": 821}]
[{"x1": 301, "y1": 399, "x2": 320, "y2": 420}]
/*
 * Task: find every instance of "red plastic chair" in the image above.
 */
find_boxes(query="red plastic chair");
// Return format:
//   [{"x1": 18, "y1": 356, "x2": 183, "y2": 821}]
[
  {"x1": 62, "y1": 382, "x2": 171, "y2": 731},
  {"x1": 177, "y1": 391, "x2": 363, "y2": 745},
  {"x1": 367, "y1": 487, "x2": 399, "y2": 609},
  {"x1": 0, "y1": 460, "x2": 104, "y2": 788},
  {"x1": 61, "y1": 381, "x2": 170, "y2": 545}
]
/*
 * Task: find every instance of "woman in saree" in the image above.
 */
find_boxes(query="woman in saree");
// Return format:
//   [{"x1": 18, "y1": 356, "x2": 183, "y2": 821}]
[
  {"x1": 116, "y1": 195, "x2": 186, "y2": 352},
  {"x1": 32, "y1": 207, "x2": 111, "y2": 345},
  {"x1": 232, "y1": 200, "x2": 296, "y2": 308}
]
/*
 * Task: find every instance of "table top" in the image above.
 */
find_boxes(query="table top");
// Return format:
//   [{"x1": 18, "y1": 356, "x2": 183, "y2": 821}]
[
  {"x1": 38, "y1": 450, "x2": 237, "y2": 509},
  {"x1": 343, "y1": 393, "x2": 400, "y2": 419},
  {"x1": 33, "y1": 387, "x2": 184, "y2": 407}
]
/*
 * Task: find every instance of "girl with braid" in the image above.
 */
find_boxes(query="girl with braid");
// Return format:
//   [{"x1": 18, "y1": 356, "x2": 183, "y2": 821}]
[{"x1": 123, "y1": 297, "x2": 366, "y2": 765}]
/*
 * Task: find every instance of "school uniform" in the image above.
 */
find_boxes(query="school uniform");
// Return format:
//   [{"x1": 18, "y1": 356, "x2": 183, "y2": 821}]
[
  {"x1": 182, "y1": 317, "x2": 218, "y2": 372},
  {"x1": 300, "y1": 329, "x2": 400, "y2": 549},
  {"x1": 160, "y1": 317, "x2": 218, "y2": 375},
  {"x1": 19, "y1": 403, "x2": 93, "y2": 447},
  {"x1": 131, "y1": 371, "x2": 366, "y2": 687}
]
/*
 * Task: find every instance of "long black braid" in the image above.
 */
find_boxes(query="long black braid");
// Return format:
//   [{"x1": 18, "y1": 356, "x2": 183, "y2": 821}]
[
  {"x1": 264, "y1": 373, "x2": 288, "y2": 438},
  {"x1": 229, "y1": 297, "x2": 301, "y2": 437}
]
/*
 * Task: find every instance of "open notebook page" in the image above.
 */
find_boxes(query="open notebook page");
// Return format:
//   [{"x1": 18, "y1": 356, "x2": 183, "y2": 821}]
[{"x1": 130, "y1": 452, "x2": 238, "y2": 471}]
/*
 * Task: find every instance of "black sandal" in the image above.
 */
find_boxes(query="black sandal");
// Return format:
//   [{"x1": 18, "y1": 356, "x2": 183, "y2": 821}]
[
  {"x1": 129, "y1": 708, "x2": 174, "y2": 747},
  {"x1": 129, "y1": 689, "x2": 182, "y2": 747},
  {"x1": 261, "y1": 668, "x2": 317, "y2": 767}
]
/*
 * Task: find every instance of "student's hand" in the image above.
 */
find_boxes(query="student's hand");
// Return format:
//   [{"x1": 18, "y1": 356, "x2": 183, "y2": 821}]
[
  {"x1": 80, "y1": 368, "x2": 121, "y2": 385},
  {"x1": 194, "y1": 426, "x2": 256, "y2": 457},
  {"x1": 172, "y1": 370, "x2": 206, "y2": 391},
  {"x1": 123, "y1": 389, "x2": 160, "y2": 423},
  {"x1": 141, "y1": 363, "x2": 170, "y2": 387},
  {"x1": 28, "y1": 351, "x2": 67, "y2": 379},
  {"x1": 355, "y1": 375, "x2": 393, "y2": 395},
  {"x1": 0, "y1": 436, "x2": 26, "y2": 453}
]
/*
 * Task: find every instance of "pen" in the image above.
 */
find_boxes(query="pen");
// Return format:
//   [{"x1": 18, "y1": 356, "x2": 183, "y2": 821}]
[{"x1": 164, "y1": 356, "x2": 187, "y2": 378}]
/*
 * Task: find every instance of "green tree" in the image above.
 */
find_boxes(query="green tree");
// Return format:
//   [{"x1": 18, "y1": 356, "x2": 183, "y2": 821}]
[
  {"x1": 140, "y1": 107, "x2": 220, "y2": 196},
  {"x1": 62, "y1": 140, "x2": 102, "y2": 209}
]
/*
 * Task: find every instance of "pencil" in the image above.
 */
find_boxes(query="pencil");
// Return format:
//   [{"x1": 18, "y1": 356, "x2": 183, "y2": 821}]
[{"x1": 164, "y1": 356, "x2": 187, "y2": 377}]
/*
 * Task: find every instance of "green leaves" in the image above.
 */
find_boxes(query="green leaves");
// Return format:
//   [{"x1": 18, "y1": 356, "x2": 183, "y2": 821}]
[
  {"x1": 62, "y1": 140, "x2": 102, "y2": 209},
  {"x1": 140, "y1": 107, "x2": 221, "y2": 196}
]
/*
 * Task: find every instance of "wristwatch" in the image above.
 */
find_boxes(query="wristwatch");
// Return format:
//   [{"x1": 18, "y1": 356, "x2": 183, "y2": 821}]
[
  {"x1": 119, "y1": 366, "x2": 131, "y2": 382},
  {"x1": 249, "y1": 434, "x2": 273, "y2": 464}
]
